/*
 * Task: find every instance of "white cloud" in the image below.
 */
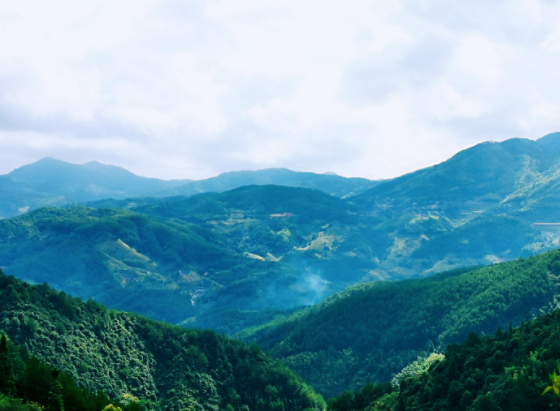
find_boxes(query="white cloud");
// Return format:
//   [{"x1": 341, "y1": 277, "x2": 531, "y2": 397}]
[{"x1": 1, "y1": 0, "x2": 560, "y2": 180}]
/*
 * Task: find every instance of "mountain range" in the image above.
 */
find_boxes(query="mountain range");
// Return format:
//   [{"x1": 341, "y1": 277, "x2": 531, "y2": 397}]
[
  {"x1": 4, "y1": 133, "x2": 560, "y2": 408},
  {"x1": 3, "y1": 134, "x2": 560, "y2": 329},
  {"x1": 0, "y1": 158, "x2": 382, "y2": 219}
]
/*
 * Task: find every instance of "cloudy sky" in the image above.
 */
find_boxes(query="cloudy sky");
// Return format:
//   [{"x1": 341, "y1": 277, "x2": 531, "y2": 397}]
[{"x1": 1, "y1": 0, "x2": 560, "y2": 180}]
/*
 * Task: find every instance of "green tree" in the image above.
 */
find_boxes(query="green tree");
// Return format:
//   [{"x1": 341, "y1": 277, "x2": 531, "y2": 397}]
[
  {"x1": 0, "y1": 335, "x2": 15, "y2": 396},
  {"x1": 47, "y1": 380, "x2": 64, "y2": 411}
]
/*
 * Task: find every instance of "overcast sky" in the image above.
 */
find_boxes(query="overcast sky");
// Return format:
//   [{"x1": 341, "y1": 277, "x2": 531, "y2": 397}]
[{"x1": 1, "y1": 0, "x2": 560, "y2": 180}]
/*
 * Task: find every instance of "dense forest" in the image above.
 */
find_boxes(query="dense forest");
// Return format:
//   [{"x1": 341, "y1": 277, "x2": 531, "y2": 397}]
[
  {"x1": 0, "y1": 269, "x2": 324, "y2": 411},
  {"x1": 242, "y1": 249, "x2": 560, "y2": 398},
  {"x1": 0, "y1": 333, "x2": 141, "y2": 411},
  {"x1": 327, "y1": 308, "x2": 560, "y2": 410}
]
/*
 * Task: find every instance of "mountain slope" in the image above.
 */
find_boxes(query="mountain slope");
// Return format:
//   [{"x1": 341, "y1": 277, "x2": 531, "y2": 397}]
[
  {"x1": 0, "y1": 206, "x2": 241, "y2": 323},
  {"x1": 328, "y1": 308, "x2": 560, "y2": 411},
  {"x1": 0, "y1": 158, "x2": 189, "y2": 218},
  {"x1": 0, "y1": 269, "x2": 325, "y2": 410},
  {"x1": 240, "y1": 249, "x2": 560, "y2": 398},
  {"x1": 0, "y1": 193, "x2": 364, "y2": 326},
  {"x1": 352, "y1": 136, "x2": 560, "y2": 217},
  {"x1": 154, "y1": 168, "x2": 383, "y2": 199}
]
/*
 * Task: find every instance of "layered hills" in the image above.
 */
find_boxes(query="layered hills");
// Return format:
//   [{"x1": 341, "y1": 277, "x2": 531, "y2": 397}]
[
  {"x1": 3, "y1": 134, "x2": 560, "y2": 335},
  {"x1": 154, "y1": 168, "x2": 382, "y2": 199},
  {"x1": 0, "y1": 269, "x2": 325, "y2": 410},
  {"x1": 240, "y1": 248, "x2": 560, "y2": 398},
  {"x1": 0, "y1": 190, "x2": 367, "y2": 325}
]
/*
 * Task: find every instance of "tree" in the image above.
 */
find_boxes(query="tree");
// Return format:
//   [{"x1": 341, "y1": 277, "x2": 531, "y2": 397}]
[{"x1": 0, "y1": 335, "x2": 15, "y2": 396}]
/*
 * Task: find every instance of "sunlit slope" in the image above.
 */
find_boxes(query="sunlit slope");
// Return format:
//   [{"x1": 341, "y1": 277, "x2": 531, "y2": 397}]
[
  {"x1": 241, "y1": 249, "x2": 560, "y2": 398},
  {"x1": 0, "y1": 269, "x2": 324, "y2": 411},
  {"x1": 352, "y1": 135, "x2": 560, "y2": 215}
]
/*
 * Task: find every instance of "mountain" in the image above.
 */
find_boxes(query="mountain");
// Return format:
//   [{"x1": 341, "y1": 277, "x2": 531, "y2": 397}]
[
  {"x1": 240, "y1": 248, "x2": 560, "y2": 398},
  {"x1": 0, "y1": 159, "x2": 382, "y2": 219},
  {"x1": 0, "y1": 182, "x2": 552, "y2": 331},
  {"x1": 153, "y1": 168, "x2": 383, "y2": 199},
  {"x1": 327, "y1": 308, "x2": 560, "y2": 410},
  {"x1": 0, "y1": 205, "x2": 246, "y2": 323},
  {"x1": 0, "y1": 269, "x2": 325, "y2": 410},
  {"x1": 352, "y1": 135, "x2": 560, "y2": 218},
  {"x1": 0, "y1": 158, "x2": 189, "y2": 218},
  {"x1": 0, "y1": 188, "x2": 366, "y2": 326}
]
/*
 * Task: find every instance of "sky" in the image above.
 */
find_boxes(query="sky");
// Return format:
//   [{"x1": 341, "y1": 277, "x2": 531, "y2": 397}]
[{"x1": 1, "y1": 0, "x2": 560, "y2": 180}]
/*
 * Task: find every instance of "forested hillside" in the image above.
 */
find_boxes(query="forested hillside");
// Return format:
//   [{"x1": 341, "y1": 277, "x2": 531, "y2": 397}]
[
  {"x1": 353, "y1": 134, "x2": 560, "y2": 211},
  {"x1": 241, "y1": 249, "x2": 560, "y2": 398},
  {"x1": 1, "y1": 183, "x2": 558, "y2": 332},
  {"x1": 0, "y1": 195, "x2": 369, "y2": 325},
  {"x1": 327, "y1": 308, "x2": 560, "y2": 410},
  {"x1": 0, "y1": 334, "x2": 134, "y2": 411},
  {"x1": 0, "y1": 269, "x2": 325, "y2": 410}
]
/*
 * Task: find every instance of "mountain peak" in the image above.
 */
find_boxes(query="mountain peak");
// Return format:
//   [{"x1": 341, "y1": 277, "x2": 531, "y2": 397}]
[{"x1": 536, "y1": 132, "x2": 560, "y2": 152}]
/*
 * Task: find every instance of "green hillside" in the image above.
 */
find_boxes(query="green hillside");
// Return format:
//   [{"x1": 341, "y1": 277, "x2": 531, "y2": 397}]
[
  {"x1": 0, "y1": 197, "x2": 364, "y2": 326},
  {"x1": 2, "y1": 182, "x2": 558, "y2": 334},
  {"x1": 0, "y1": 206, "x2": 244, "y2": 323},
  {"x1": 0, "y1": 269, "x2": 325, "y2": 411},
  {"x1": 0, "y1": 334, "x2": 128, "y2": 411},
  {"x1": 7, "y1": 136, "x2": 560, "y2": 334},
  {"x1": 327, "y1": 308, "x2": 560, "y2": 410},
  {"x1": 353, "y1": 136, "x2": 560, "y2": 210},
  {"x1": 241, "y1": 249, "x2": 560, "y2": 398}
]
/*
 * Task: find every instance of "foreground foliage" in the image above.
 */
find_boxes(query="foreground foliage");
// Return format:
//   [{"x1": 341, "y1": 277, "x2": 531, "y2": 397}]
[
  {"x1": 0, "y1": 334, "x2": 136, "y2": 411},
  {"x1": 328, "y1": 308, "x2": 560, "y2": 410},
  {"x1": 0, "y1": 269, "x2": 324, "y2": 411},
  {"x1": 243, "y1": 249, "x2": 560, "y2": 398}
]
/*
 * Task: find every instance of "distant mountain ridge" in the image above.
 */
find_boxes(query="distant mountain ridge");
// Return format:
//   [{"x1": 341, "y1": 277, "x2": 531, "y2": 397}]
[
  {"x1": 153, "y1": 168, "x2": 383, "y2": 199},
  {"x1": 0, "y1": 158, "x2": 189, "y2": 218},
  {"x1": 0, "y1": 159, "x2": 382, "y2": 218}
]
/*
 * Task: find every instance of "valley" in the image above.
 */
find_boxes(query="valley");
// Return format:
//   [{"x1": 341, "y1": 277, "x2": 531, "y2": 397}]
[{"x1": 4, "y1": 133, "x2": 560, "y2": 409}]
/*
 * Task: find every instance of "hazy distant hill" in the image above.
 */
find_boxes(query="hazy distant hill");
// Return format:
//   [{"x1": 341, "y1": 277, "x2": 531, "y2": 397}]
[
  {"x1": 0, "y1": 158, "x2": 189, "y2": 218},
  {"x1": 154, "y1": 168, "x2": 383, "y2": 199},
  {"x1": 0, "y1": 159, "x2": 382, "y2": 219},
  {"x1": 241, "y1": 248, "x2": 560, "y2": 398},
  {"x1": 6, "y1": 133, "x2": 560, "y2": 331}
]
